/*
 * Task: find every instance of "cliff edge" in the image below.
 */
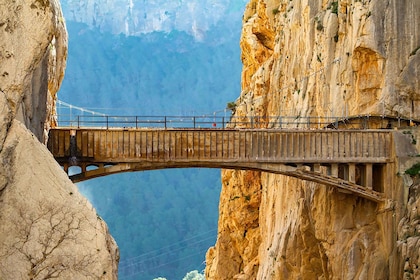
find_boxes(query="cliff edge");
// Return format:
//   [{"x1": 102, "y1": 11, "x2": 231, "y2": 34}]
[
  {"x1": 206, "y1": 0, "x2": 420, "y2": 279},
  {"x1": 0, "y1": 1, "x2": 119, "y2": 278}
]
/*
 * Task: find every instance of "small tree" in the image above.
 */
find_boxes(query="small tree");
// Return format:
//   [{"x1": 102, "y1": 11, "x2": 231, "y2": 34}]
[{"x1": 226, "y1": 101, "x2": 237, "y2": 111}]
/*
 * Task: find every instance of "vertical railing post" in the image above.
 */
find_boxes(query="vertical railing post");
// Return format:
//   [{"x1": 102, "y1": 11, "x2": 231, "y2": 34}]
[
  {"x1": 135, "y1": 116, "x2": 138, "y2": 129},
  {"x1": 77, "y1": 116, "x2": 80, "y2": 128},
  {"x1": 164, "y1": 116, "x2": 167, "y2": 129},
  {"x1": 222, "y1": 117, "x2": 225, "y2": 128},
  {"x1": 193, "y1": 116, "x2": 196, "y2": 128},
  {"x1": 106, "y1": 116, "x2": 109, "y2": 129}
]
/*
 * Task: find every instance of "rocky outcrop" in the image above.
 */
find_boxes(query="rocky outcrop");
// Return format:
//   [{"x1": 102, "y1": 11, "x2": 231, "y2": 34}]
[
  {"x1": 0, "y1": 121, "x2": 119, "y2": 279},
  {"x1": 0, "y1": 0, "x2": 118, "y2": 278},
  {"x1": 398, "y1": 178, "x2": 420, "y2": 280},
  {"x1": 0, "y1": 0, "x2": 67, "y2": 143},
  {"x1": 206, "y1": 0, "x2": 420, "y2": 279},
  {"x1": 396, "y1": 128, "x2": 420, "y2": 280}
]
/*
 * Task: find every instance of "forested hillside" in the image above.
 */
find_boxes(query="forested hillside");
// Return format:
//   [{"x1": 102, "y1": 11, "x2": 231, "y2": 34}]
[
  {"x1": 59, "y1": 18, "x2": 243, "y2": 279},
  {"x1": 60, "y1": 21, "x2": 242, "y2": 115}
]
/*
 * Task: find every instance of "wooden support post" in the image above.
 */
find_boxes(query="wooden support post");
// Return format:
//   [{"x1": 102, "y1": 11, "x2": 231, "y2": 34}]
[
  {"x1": 365, "y1": 163, "x2": 373, "y2": 189},
  {"x1": 331, "y1": 164, "x2": 339, "y2": 177},
  {"x1": 349, "y1": 164, "x2": 356, "y2": 183},
  {"x1": 313, "y1": 164, "x2": 321, "y2": 173}
]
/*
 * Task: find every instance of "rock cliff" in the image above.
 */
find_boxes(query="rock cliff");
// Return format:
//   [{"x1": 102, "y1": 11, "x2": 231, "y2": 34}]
[
  {"x1": 206, "y1": 0, "x2": 420, "y2": 279},
  {"x1": 0, "y1": 0, "x2": 118, "y2": 279}
]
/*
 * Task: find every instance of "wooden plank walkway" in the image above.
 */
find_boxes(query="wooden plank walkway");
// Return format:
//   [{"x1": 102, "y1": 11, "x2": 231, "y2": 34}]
[
  {"x1": 49, "y1": 128, "x2": 391, "y2": 163},
  {"x1": 48, "y1": 128, "x2": 393, "y2": 202}
]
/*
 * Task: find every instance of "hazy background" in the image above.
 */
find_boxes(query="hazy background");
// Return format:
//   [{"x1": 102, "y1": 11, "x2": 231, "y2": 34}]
[{"x1": 58, "y1": 0, "x2": 247, "y2": 279}]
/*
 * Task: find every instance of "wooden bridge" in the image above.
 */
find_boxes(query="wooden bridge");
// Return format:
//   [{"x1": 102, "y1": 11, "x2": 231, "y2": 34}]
[{"x1": 48, "y1": 118, "x2": 395, "y2": 202}]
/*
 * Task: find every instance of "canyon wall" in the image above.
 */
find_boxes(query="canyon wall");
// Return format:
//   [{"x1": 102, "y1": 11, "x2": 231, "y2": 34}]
[
  {"x1": 206, "y1": 0, "x2": 420, "y2": 279},
  {"x1": 0, "y1": 0, "x2": 118, "y2": 278}
]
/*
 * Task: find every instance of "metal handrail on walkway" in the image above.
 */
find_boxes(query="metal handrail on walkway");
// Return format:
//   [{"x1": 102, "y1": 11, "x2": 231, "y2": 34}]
[
  {"x1": 54, "y1": 114, "x2": 419, "y2": 130},
  {"x1": 56, "y1": 115, "x2": 336, "y2": 129}
]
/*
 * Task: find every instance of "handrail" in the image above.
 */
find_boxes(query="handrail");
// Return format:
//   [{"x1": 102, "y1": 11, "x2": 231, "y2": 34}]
[{"x1": 54, "y1": 114, "x2": 420, "y2": 129}]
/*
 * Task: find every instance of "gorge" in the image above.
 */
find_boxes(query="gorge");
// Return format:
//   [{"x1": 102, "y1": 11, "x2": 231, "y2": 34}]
[{"x1": 1, "y1": 0, "x2": 420, "y2": 279}]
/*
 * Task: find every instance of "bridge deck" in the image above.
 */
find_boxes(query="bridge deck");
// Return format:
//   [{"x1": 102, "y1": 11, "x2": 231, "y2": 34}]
[
  {"x1": 49, "y1": 128, "x2": 391, "y2": 163},
  {"x1": 48, "y1": 128, "x2": 393, "y2": 202}
]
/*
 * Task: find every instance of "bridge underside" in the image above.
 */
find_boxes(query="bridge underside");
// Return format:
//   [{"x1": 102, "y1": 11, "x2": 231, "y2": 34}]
[{"x1": 62, "y1": 161, "x2": 385, "y2": 202}]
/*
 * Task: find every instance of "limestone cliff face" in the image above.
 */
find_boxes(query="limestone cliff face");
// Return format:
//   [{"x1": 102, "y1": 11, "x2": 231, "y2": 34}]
[
  {"x1": 0, "y1": 0, "x2": 118, "y2": 278},
  {"x1": 206, "y1": 0, "x2": 420, "y2": 279},
  {"x1": 397, "y1": 129, "x2": 420, "y2": 280},
  {"x1": 0, "y1": 0, "x2": 68, "y2": 143}
]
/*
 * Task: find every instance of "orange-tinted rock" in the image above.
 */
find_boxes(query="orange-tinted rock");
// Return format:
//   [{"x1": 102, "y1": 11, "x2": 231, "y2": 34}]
[{"x1": 206, "y1": 0, "x2": 420, "y2": 279}]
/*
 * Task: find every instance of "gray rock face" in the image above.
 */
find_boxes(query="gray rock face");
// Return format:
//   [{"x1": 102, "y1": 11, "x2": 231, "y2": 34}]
[
  {"x1": 0, "y1": 1, "x2": 119, "y2": 278},
  {"x1": 0, "y1": 0, "x2": 67, "y2": 143},
  {"x1": 0, "y1": 121, "x2": 119, "y2": 279}
]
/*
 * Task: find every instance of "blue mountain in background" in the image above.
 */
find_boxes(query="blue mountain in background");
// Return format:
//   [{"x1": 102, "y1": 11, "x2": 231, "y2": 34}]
[
  {"x1": 60, "y1": 22, "x2": 242, "y2": 116},
  {"x1": 61, "y1": 0, "x2": 247, "y2": 38},
  {"x1": 58, "y1": 1, "x2": 246, "y2": 278}
]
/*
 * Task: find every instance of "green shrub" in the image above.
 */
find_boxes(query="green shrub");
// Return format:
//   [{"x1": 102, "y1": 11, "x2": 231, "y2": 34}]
[
  {"x1": 329, "y1": 2, "x2": 338, "y2": 15},
  {"x1": 405, "y1": 163, "x2": 420, "y2": 176},
  {"x1": 226, "y1": 101, "x2": 237, "y2": 110}
]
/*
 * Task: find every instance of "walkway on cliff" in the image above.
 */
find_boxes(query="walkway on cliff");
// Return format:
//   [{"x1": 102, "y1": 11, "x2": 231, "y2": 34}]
[{"x1": 46, "y1": 113, "x2": 413, "y2": 203}]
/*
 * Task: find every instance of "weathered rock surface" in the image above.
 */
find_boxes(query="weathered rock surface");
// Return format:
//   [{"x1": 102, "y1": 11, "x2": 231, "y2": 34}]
[
  {"x1": 0, "y1": 0, "x2": 67, "y2": 143},
  {"x1": 0, "y1": 121, "x2": 119, "y2": 279},
  {"x1": 206, "y1": 0, "x2": 420, "y2": 279},
  {"x1": 0, "y1": 0, "x2": 118, "y2": 278},
  {"x1": 396, "y1": 129, "x2": 420, "y2": 280},
  {"x1": 398, "y1": 180, "x2": 420, "y2": 280}
]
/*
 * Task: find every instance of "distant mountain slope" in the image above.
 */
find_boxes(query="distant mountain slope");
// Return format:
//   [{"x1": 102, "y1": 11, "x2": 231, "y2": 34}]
[
  {"x1": 58, "y1": 0, "x2": 247, "y2": 277},
  {"x1": 58, "y1": 13, "x2": 244, "y2": 278},
  {"x1": 60, "y1": 21, "x2": 242, "y2": 115},
  {"x1": 78, "y1": 169, "x2": 221, "y2": 279},
  {"x1": 61, "y1": 0, "x2": 247, "y2": 39}
]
